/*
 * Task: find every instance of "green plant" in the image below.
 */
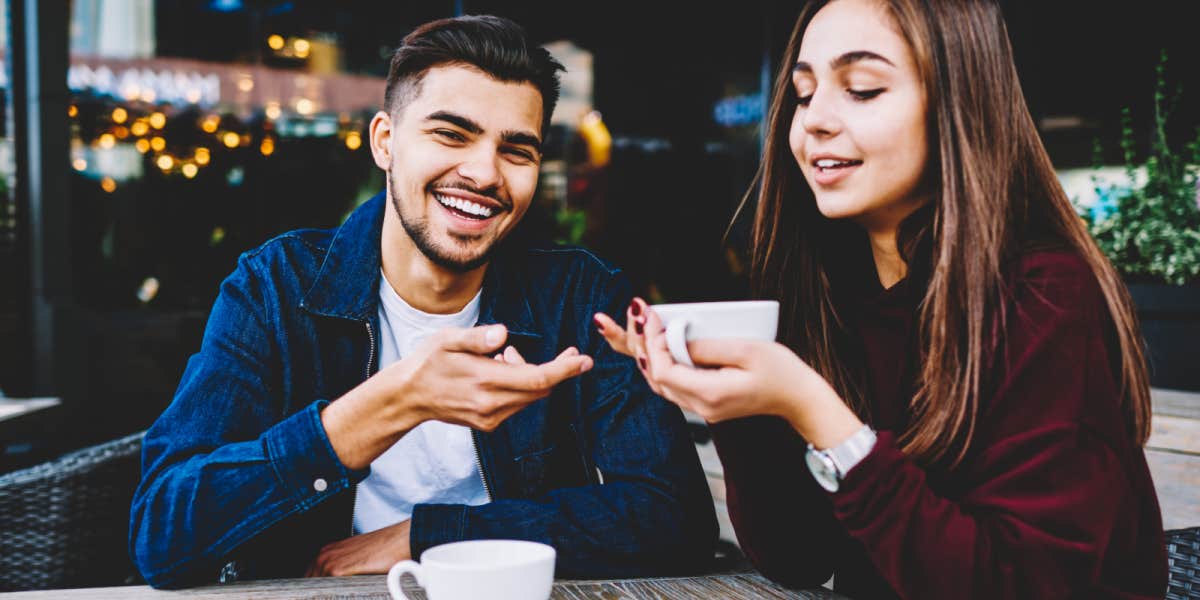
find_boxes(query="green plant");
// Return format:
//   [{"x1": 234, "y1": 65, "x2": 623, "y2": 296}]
[
  {"x1": 1085, "y1": 50, "x2": 1200, "y2": 286},
  {"x1": 553, "y1": 204, "x2": 587, "y2": 246}
]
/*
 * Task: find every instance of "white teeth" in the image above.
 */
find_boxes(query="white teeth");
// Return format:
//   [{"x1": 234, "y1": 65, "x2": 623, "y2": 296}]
[
  {"x1": 816, "y1": 158, "x2": 849, "y2": 168},
  {"x1": 436, "y1": 193, "x2": 495, "y2": 218}
]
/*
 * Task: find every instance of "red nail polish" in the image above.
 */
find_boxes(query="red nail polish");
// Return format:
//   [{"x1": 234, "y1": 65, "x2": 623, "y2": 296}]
[
  {"x1": 635, "y1": 320, "x2": 644, "y2": 335},
  {"x1": 630, "y1": 301, "x2": 642, "y2": 317},
  {"x1": 593, "y1": 314, "x2": 603, "y2": 328},
  {"x1": 638, "y1": 357, "x2": 647, "y2": 370}
]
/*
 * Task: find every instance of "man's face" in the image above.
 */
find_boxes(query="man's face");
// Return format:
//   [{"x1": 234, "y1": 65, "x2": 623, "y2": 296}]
[{"x1": 372, "y1": 64, "x2": 544, "y2": 272}]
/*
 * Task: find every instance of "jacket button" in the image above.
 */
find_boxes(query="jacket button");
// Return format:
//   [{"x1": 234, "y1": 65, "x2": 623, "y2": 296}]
[{"x1": 313, "y1": 478, "x2": 328, "y2": 492}]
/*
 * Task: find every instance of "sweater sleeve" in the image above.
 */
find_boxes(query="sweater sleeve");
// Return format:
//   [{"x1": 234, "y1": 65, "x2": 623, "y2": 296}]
[
  {"x1": 827, "y1": 254, "x2": 1145, "y2": 599},
  {"x1": 709, "y1": 415, "x2": 841, "y2": 588}
]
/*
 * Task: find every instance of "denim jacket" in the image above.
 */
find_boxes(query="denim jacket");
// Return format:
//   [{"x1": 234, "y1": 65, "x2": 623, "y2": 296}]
[{"x1": 128, "y1": 192, "x2": 717, "y2": 588}]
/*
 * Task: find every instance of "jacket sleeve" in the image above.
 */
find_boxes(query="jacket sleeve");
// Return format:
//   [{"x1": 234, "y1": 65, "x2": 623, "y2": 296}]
[
  {"x1": 408, "y1": 271, "x2": 718, "y2": 578},
  {"x1": 128, "y1": 252, "x2": 367, "y2": 589},
  {"x1": 821, "y1": 258, "x2": 1159, "y2": 598}
]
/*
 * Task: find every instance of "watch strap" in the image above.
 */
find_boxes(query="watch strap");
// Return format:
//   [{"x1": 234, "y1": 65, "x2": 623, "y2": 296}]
[{"x1": 824, "y1": 425, "x2": 877, "y2": 477}]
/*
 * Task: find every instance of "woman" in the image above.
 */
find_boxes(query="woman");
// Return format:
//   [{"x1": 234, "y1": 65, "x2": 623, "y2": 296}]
[{"x1": 594, "y1": 0, "x2": 1168, "y2": 597}]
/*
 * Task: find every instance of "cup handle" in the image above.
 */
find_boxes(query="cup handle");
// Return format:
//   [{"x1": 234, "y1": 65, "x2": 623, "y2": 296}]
[
  {"x1": 387, "y1": 560, "x2": 423, "y2": 600},
  {"x1": 665, "y1": 317, "x2": 693, "y2": 367}
]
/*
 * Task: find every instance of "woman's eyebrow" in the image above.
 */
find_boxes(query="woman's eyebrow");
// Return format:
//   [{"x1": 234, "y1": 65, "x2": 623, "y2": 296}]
[{"x1": 794, "y1": 50, "x2": 896, "y2": 74}]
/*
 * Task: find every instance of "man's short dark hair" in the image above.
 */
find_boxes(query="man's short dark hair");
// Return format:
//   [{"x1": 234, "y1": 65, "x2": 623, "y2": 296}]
[{"x1": 383, "y1": 15, "x2": 565, "y2": 134}]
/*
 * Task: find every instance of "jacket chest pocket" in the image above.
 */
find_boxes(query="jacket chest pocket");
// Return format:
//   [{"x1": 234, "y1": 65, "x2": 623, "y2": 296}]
[{"x1": 510, "y1": 425, "x2": 594, "y2": 498}]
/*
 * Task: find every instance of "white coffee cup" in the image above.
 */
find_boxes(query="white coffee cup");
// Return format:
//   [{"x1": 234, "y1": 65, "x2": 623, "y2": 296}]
[
  {"x1": 387, "y1": 539, "x2": 556, "y2": 600},
  {"x1": 651, "y1": 300, "x2": 780, "y2": 367}
]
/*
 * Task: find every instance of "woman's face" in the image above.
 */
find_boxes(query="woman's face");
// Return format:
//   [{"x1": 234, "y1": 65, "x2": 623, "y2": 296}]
[{"x1": 790, "y1": 0, "x2": 929, "y2": 233}]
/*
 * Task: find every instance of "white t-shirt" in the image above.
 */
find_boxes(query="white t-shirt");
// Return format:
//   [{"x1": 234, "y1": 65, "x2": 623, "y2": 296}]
[{"x1": 352, "y1": 271, "x2": 490, "y2": 534}]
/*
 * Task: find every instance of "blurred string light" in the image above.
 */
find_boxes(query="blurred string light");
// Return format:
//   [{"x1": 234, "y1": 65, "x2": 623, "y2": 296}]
[
  {"x1": 135, "y1": 139, "x2": 151, "y2": 153},
  {"x1": 156, "y1": 155, "x2": 174, "y2": 171},
  {"x1": 150, "y1": 136, "x2": 166, "y2": 151},
  {"x1": 111, "y1": 107, "x2": 128, "y2": 124},
  {"x1": 68, "y1": 104, "x2": 78, "y2": 118},
  {"x1": 113, "y1": 126, "x2": 130, "y2": 139},
  {"x1": 194, "y1": 147, "x2": 211, "y2": 165},
  {"x1": 223, "y1": 132, "x2": 241, "y2": 148},
  {"x1": 293, "y1": 38, "x2": 311, "y2": 59},
  {"x1": 295, "y1": 98, "x2": 314, "y2": 115},
  {"x1": 98, "y1": 133, "x2": 116, "y2": 149},
  {"x1": 265, "y1": 103, "x2": 282, "y2": 120},
  {"x1": 237, "y1": 76, "x2": 254, "y2": 93},
  {"x1": 149, "y1": 112, "x2": 166, "y2": 129},
  {"x1": 182, "y1": 163, "x2": 199, "y2": 179},
  {"x1": 131, "y1": 121, "x2": 149, "y2": 136},
  {"x1": 260, "y1": 137, "x2": 275, "y2": 156},
  {"x1": 100, "y1": 177, "x2": 117, "y2": 193},
  {"x1": 137, "y1": 277, "x2": 160, "y2": 304},
  {"x1": 210, "y1": 226, "x2": 226, "y2": 246},
  {"x1": 72, "y1": 158, "x2": 88, "y2": 171},
  {"x1": 267, "y1": 34, "x2": 285, "y2": 51},
  {"x1": 201, "y1": 114, "x2": 221, "y2": 133},
  {"x1": 345, "y1": 131, "x2": 362, "y2": 150}
]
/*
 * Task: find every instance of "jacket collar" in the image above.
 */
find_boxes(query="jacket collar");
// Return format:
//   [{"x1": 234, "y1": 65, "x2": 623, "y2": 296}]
[{"x1": 300, "y1": 191, "x2": 541, "y2": 339}]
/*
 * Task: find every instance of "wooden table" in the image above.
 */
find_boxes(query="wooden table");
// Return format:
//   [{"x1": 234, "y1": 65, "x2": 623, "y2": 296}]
[{"x1": 4, "y1": 572, "x2": 848, "y2": 599}]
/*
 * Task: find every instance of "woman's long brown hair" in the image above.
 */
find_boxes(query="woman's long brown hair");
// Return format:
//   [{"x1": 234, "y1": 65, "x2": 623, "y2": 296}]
[{"x1": 738, "y1": 0, "x2": 1151, "y2": 468}]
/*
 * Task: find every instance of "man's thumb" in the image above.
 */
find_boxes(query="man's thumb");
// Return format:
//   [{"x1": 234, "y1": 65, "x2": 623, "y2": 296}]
[{"x1": 444, "y1": 324, "x2": 507, "y2": 354}]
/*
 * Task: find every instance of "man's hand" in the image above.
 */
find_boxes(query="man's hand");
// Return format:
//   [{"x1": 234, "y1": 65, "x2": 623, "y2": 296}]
[
  {"x1": 305, "y1": 520, "x2": 411, "y2": 577},
  {"x1": 391, "y1": 325, "x2": 593, "y2": 431},
  {"x1": 322, "y1": 324, "x2": 593, "y2": 470}
]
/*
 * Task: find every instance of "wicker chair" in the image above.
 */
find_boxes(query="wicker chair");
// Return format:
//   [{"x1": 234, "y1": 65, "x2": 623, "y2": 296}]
[
  {"x1": 1168, "y1": 527, "x2": 1200, "y2": 600},
  {"x1": 0, "y1": 431, "x2": 145, "y2": 592}
]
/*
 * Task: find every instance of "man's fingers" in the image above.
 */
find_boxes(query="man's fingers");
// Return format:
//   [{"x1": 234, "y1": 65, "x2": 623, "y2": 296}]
[
  {"x1": 504, "y1": 345, "x2": 527, "y2": 364},
  {"x1": 440, "y1": 324, "x2": 507, "y2": 355},
  {"x1": 485, "y1": 351, "x2": 593, "y2": 393}
]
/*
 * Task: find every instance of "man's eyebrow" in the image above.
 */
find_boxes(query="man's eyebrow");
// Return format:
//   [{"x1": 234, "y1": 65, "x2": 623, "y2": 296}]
[
  {"x1": 793, "y1": 50, "x2": 896, "y2": 74},
  {"x1": 425, "y1": 111, "x2": 541, "y2": 152},
  {"x1": 424, "y1": 111, "x2": 482, "y2": 134},
  {"x1": 502, "y1": 130, "x2": 542, "y2": 152}
]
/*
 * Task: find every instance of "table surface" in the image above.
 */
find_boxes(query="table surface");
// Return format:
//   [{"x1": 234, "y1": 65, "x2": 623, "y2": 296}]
[
  {"x1": 3, "y1": 572, "x2": 847, "y2": 599},
  {"x1": 0, "y1": 397, "x2": 61, "y2": 423}
]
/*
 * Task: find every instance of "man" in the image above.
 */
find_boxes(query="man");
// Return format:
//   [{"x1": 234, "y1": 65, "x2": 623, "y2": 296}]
[{"x1": 129, "y1": 15, "x2": 716, "y2": 589}]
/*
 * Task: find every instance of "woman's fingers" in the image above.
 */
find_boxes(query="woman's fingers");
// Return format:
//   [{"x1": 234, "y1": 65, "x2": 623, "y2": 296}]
[
  {"x1": 686, "y1": 339, "x2": 756, "y2": 369},
  {"x1": 593, "y1": 312, "x2": 633, "y2": 357}
]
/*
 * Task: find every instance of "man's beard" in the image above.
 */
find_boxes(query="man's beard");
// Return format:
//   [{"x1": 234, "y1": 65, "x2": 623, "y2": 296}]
[{"x1": 389, "y1": 173, "x2": 496, "y2": 273}]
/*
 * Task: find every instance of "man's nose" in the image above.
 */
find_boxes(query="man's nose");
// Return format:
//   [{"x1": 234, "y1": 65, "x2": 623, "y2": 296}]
[{"x1": 455, "y1": 145, "x2": 504, "y2": 190}]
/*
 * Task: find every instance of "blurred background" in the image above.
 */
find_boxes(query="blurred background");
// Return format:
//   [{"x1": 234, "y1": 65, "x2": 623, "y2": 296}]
[{"x1": 1, "y1": 0, "x2": 1198, "y2": 470}]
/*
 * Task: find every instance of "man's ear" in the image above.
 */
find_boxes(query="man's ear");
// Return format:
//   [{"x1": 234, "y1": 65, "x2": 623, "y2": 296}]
[{"x1": 368, "y1": 110, "x2": 392, "y2": 171}]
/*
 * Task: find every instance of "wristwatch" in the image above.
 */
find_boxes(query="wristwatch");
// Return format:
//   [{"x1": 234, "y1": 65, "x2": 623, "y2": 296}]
[{"x1": 805, "y1": 425, "x2": 877, "y2": 493}]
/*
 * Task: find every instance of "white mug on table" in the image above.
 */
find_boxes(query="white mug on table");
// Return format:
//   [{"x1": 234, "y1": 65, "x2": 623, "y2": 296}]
[
  {"x1": 387, "y1": 539, "x2": 556, "y2": 600},
  {"x1": 651, "y1": 300, "x2": 780, "y2": 366}
]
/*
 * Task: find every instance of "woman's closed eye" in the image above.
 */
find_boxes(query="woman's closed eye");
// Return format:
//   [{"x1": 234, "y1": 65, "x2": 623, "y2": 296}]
[
  {"x1": 796, "y1": 88, "x2": 887, "y2": 106},
  {"x1": 848, "y1": 88, "x2": 886, "y2": 101}
]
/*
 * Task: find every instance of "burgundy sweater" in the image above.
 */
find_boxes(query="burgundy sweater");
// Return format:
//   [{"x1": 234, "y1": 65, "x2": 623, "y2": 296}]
[{"x1": 710, "y1": 250, "x2": 1167, "y2": 599}]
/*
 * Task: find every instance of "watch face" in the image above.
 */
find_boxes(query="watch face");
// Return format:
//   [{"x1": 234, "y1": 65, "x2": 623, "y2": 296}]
[{"x1": 806, "y1": 449, "x2": 839, "y2": 493}]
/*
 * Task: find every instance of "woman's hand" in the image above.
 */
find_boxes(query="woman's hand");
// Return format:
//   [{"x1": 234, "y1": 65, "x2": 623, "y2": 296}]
[{"x1": 596, "y1": 298, "x2": 863, "y2": 447}]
